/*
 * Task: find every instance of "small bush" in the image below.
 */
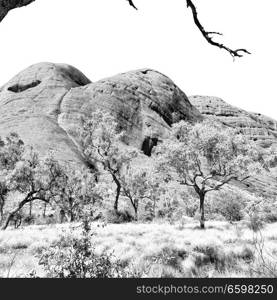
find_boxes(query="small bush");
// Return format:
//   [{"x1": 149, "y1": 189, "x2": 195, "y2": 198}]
[
  {"x1": 221, "y1": 201, "x2": 243, "y2": 222},
  {"x1": 183, "y1": 197, "x2": 199, "y2": 218},
  {"x1": 264, "y1": 212, "x2": 277, "y2": 224},
  {"x1": 192, "y1": 240, "x2": 227, "y2": 271},
  {"x1": 34, "y1": 215, "x2": 58, "y2": 226},
  {"x1": 262, "y1": 204, "x2": 277, "y2": 224},
  {"x1": 103, "y1": 209, "x2": 134, "y2": 224},
  {"x1": 238, "y1": 246, "x2": 254, "y2": 262},
  {"x1": 23, "y1": 215, "x2": 35, "y2": 225},
  {"x1": 214, "y1": 192, "x2": 244, "y2": 222},
  {"x1": 231, "y1": 245, "x2": 254, "y2": 262},
  {"x1": 247, "y1": 213, "x2": 265, "y2": 232},
  {"x1": 29, "y1": 241, "x2": 49, "y2": 255},
  {"x1": 148, "y1": 247, "x2": 188, "y2": 271},
  {"x1": 38, "y1": 220, "x2": 129, "y2": 278}
]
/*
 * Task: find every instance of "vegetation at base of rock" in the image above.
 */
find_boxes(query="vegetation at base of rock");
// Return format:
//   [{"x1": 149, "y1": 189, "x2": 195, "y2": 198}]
[
  {"x1": 0, "y1": 110, "x2": 273, "y2": 229},
  {"x1": 154, "y1": 119, "x2": 263, "y2": 228},
  {"x1": 36, "y1": 220, "x2": 131, "y2": 278},
  {"x1": 0, "y1": 109, "x2": 276, "y2": 278}
]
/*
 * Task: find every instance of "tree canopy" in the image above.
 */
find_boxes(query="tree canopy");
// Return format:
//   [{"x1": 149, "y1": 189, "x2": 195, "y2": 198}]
[
  {"x1": 154, "y1": 119, "x2": 263, "y2": 228},
  {"x1": 79, "y1": 109, "x2": 139, "y2": 213}
]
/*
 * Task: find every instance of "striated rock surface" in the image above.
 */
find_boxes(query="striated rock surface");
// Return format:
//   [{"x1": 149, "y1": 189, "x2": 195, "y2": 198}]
[
  {"x1": 0, "y1": 63, "x2": 201, "y2": 164},
  {"x1": 59, "y1": 69, "x2": 201, "y2": 155},
  {"x1": 189, "y1": 96, "x2": 277, "y2": 148},
  {"x1": 0, "y1": 0, "x2": 35, "y2": 22},
  {"x1": 1, "y1": 63, "x2": 276, "y2": 198},
  {"x1": 189, "y1": 95, "x2": 277, "y2": 198}
]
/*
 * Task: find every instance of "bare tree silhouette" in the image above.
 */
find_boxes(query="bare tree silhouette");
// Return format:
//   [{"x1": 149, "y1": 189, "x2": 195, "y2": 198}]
[{"x1": 130, "y1": 0, "x2": 250, "y2": 58}]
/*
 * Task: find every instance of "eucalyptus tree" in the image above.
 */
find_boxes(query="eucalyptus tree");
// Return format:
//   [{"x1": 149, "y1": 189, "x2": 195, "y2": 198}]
[{"x1": 155, "y1": 120, "x2": 262, "y2": 228}]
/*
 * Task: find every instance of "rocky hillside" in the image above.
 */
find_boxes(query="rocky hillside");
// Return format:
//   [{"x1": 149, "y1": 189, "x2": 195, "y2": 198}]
[
  {"x1": 0, "y1": 63, "x2": 201, "y2": 165},
  {"x1": 189, "y1": 95, "x2": 277, "y2": 198},
  {"x1": 0, "y1": 63, "x2": 277, "y2": 198},
  {"x1": 189, "y1": 96, "x2": 277, "y2": 149}
]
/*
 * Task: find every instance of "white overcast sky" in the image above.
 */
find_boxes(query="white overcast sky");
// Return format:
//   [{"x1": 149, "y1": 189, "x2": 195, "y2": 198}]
[{"x1": 0, "y1": 0, "x2": 277, "y2": 119}]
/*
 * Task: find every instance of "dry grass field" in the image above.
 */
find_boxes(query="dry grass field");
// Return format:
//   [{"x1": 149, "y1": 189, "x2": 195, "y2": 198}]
[{"x1": 0, "y1": 219, "x2": 277, "y2": 278}]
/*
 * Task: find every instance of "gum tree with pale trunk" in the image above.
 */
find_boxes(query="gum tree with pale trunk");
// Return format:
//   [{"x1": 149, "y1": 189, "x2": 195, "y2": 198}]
[
  {"x1": 155, "y1": 120, "x2": 263, "y2": 229},
  {"x1": 79, "y1": 110, "x2": 139, "y2": 214}
]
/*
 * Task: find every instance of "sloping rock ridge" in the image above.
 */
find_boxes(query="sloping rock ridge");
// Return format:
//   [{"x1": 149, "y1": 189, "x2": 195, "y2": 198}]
[
  {"x1": 189, "y1": 95, "x2": 277, "y2": 198},
  {"x1": 189, "y1": 96, "x2": 277, "y2": 149}
]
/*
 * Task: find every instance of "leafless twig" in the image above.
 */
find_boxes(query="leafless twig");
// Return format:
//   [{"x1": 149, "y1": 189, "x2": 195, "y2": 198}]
[
  {"x1": 128, "y1": 0, "x2": 251, "y2": 59},
  {"x1": 6, "y1": 252, "x2": 17, "y2": 278},
  {"x1": 251, "y1": 230, "x2": 277, "y2": 277},
  {"x1": 185, "y1": 0, "x2": 251, "y2": 58},
  {"x1": 127, "y1": 0, "x2": 137, "y2": 10}
]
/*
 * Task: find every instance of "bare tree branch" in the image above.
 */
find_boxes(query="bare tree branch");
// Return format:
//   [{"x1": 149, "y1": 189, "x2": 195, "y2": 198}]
[
  {"x1": 127, "y1": 0, "x2": 137, "y2": 10},
  {"x1": 129, "y1": 0, "x2": 251, "y2": 58},
  {"x1": 186, "y1": 0, "x2": 251, "y2": 58},
  {"x1": 0, "y1": 0, "x2": 251, "y2": 58}
]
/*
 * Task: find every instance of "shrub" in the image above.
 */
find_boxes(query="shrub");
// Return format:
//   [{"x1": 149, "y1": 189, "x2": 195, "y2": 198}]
[
  {"x1": 38, "y1": 220, "x2": 129, "y2": 278},
  {"x1": 261, "y1": 203, "x2": 277, "y2": 223},
  {"x1": 103, "y1": 209, "x2": 134, "y2": 224},
  {"x1": 236, "y1": 246, "x2": 254, "y2": 262},
  {"x1": 23, "y1": 215, "x2": 35, "y2": 225},
  {"x1": 213, "y1": 192, "x2": 244, "y2": 222},
  {"x1": 243, "y1": 196, "x2": 277, "y2": 225},
  {"x1": 34, "y1": 215, "x2": 58, "y2": 226},
  {"x1": 264, "y1": 212, "x2": 277, "y2": 224},
  {"x1": 247, "y1": 213, "x2": 265, "y2": 232},
  {"x1": 220, "y1": 197, "x2": 244, "y2": 222},
  {"x1": 192, "y1": 240, "x2": 227, "y2": 271}
]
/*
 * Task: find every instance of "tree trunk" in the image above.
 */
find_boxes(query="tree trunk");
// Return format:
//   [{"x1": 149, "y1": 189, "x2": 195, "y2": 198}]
[
  {"x1": 132, "y1": 199, "x2": 139, "y2": 221},
  {"x1": 70, "y1": 210, "x2": 75, "y2": 222},
  {"x1": 199, "y1": 193, "x2": 205, "y2": 229},
  {"x1": 29, "y1": 202, "x2": 33, "y2": 217},
  {"x1": 0, "y1": 196, "x2": 5, "y2": 223},
  {"x1": 43, "y1": 202, "x2": 47, "y2": 218},
  {"x1": 59, "y1": 209, "x2": 65, "y2": 224},
  {"x1": 134, "y1": 206, "x2": 138, "y2": 221},
  {"x1": 2, "y1": 195, "x2": 43, "y2": 230},
  {"x1": 112, "y1": 174, "x2": 121, "y2": 213},
  {"x1": 0, "y1": 202, "x2": 3, "y2": 223},
  {"x1": 69, "y1": 198, "x2": 75, "y2": 222},
  {"x1": 3, "y1": 213, "x2": 15, "y2": 230}
]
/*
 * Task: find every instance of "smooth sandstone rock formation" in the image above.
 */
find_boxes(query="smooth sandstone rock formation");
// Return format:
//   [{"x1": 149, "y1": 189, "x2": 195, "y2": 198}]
[
  {"x1": 1, "y1": 63, "x2": 277, "y2": 198},
  {"x1": 0, "y1": 0, "x2": 35, "y2": 22},
  {"x1": 0, "y1": 63, "x2": 201, "y2": 165},
  {"x1": 59, "y1": 69, "x2": 201, "y2": 156},
  {"x1": 0, "y1": 63, "x2": 91, "y2": 165}
]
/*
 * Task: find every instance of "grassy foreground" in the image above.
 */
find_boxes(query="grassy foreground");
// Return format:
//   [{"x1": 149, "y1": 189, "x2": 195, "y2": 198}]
[{"x1": 0, "y1": 219, "x2": 277, "y2": 278}]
